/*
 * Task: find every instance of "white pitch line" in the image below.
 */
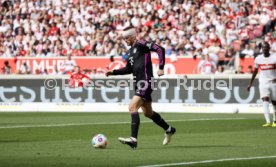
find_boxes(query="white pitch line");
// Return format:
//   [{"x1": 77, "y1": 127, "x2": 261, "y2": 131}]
[
  {"x1": 0, "y1": 118, "x2": 247, "y2": 129},
  {"x1": 138, "y1": 155, "x2": 276, "y2": 167}
]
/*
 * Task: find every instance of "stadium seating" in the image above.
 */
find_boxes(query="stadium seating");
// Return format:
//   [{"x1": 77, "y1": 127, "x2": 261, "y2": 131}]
[{"x1": 0, "y1": 0, "x2": 276, "y2": 74}]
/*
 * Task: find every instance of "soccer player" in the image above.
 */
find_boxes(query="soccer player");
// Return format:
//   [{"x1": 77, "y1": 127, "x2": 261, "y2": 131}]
[
  {"x1": 106, "y1": 27, "x2": 176, "y2": 149},
  {"x1": 247, "y1": 42, "x2": 276, "y2": 127}
]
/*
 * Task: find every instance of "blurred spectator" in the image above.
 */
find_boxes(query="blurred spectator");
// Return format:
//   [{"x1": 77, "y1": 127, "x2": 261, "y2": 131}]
[
  {"x1": 43, "y1": 69, "x2": 49, "y2": 75},
  {"x1": 1, "y1": 60, "x2": 11, "y2": 74},
  {"x1": 51, "y1": 65, "x2": 61, "y2": 75},
  {"x1": 252, "y1": 42, "x2": 261, "y2": 57},
  {"x1": 215, "y1": 65, "x2": 225, "y2": 74},
  {"x1": 247, "y1": 65, "x2": 254, "y2": 74},
  {"x1": 270, "y1": 37, "x2": 276, "y2": 52},
  {"x1": 225, "y1": 47, "x2": 236, "y2": 66},
  {"x1": 62, "y1": 55, "x2": 76, "y2": 74},
  {"x1": 272, "y1": 26, "x2": 276, "y2": 38},
  {"x1": 69, "y1": 66, "x2": 91, "y2": 88},
  {"x1": 18, "y1": 62, "x2": 31, "y2": 74},
  {"x1": 208, "y1": 41, "x2": 220, "y2": 65},
  {"x1": 241, "y1": 44, "x2": 254, "y2": 58},
  {"x1": 259, "y1": 11, "x2": 271, "y2": 35},
  {"x1": 169, "y1": 49, "x2": 178, "y2": 62},
  {"x1": 196, "y1": 54, "x2": 217, "y2": 74},
  {"x1": 235, "y1": 65, "x2": 245, "y2": 74},
  {"x1": 91, "y1": 67, "x2": 97, "y2": 75}
]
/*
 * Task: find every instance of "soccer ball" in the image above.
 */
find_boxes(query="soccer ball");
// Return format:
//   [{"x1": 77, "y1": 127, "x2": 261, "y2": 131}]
[{"x1": 91, "y1": 134, "x2": 108, "y2": 148}]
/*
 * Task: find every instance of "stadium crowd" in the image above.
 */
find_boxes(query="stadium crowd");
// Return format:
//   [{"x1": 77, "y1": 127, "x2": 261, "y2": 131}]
[{"x1": 1, "y1": 0, "x2": 276, "y2": 74}]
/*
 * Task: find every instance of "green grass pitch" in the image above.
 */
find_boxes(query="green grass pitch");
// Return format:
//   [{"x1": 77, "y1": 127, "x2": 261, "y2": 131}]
[{"x1": 0, "y1": 112, "x2": 276, "y2": 167}]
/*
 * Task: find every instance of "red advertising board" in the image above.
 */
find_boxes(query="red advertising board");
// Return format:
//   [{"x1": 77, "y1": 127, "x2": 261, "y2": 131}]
[
  {"x1": 0, "y1": 57, "x2": 254, "y2": 74},
  {"x1": 239, "y1": 58, "x2": 254, "y2": 72}
]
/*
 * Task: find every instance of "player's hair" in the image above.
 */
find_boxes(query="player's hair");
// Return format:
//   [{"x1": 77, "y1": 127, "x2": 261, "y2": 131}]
[
  {"x1": 122, "y1": 27, "x2": 136, "y2": 38},
  {"x1": 263, "y1": 41, "x2": 270, "y2": 48}
]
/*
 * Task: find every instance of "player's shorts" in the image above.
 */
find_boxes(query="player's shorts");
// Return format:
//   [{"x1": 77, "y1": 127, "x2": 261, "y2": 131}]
[
  {"x1": 134, "y1": 83, "x2": 153, "y2": 102},
  {"x1": 259, "y1": 82, "x2": 276, "y2": 100}
]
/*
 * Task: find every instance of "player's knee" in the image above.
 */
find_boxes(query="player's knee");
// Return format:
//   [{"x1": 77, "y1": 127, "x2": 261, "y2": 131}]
[{"x1": 128, "y1": 104, "x2": 138, "y2": 113}]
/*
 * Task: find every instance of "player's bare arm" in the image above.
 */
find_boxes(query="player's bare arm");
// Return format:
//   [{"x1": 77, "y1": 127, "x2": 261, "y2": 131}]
[{"x1": 247, "y1": 67, "x2": 258, "y2": 92}]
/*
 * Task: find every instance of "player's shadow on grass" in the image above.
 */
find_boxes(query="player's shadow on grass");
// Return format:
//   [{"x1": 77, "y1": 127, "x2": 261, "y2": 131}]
[
  {"x1": 142, "y1": 145, "x2": 243, "y2": 150},
  {"x1": 0, "y1": 139, "x2": 29, "y2": 143}
]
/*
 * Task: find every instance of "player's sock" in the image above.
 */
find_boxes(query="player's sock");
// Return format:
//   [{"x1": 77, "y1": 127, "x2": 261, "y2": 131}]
[
  {"x1": 263, "y1": 101, "x2": 271, "y2": 124},
  {"x1": 131, "y1": 112, "x2": 140, "y2": 139},
  {"x1": 272, "y1": 105, "x2": 276, "y2": 123},
  {"x1": 149, "y1": 111, "x2": 169, "y2": 131},
  {"x1": 166, "y1": 126, "x2": 171, "y2": 132}
]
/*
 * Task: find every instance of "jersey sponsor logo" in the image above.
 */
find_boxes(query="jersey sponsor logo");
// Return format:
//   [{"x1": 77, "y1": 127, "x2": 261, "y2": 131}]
[
  {"x1": 204, "y1": 63, "x2": 212, "y2": 67},
  {"x1": 259, "y1": 64, "x2": 276, "y2": 71}
]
